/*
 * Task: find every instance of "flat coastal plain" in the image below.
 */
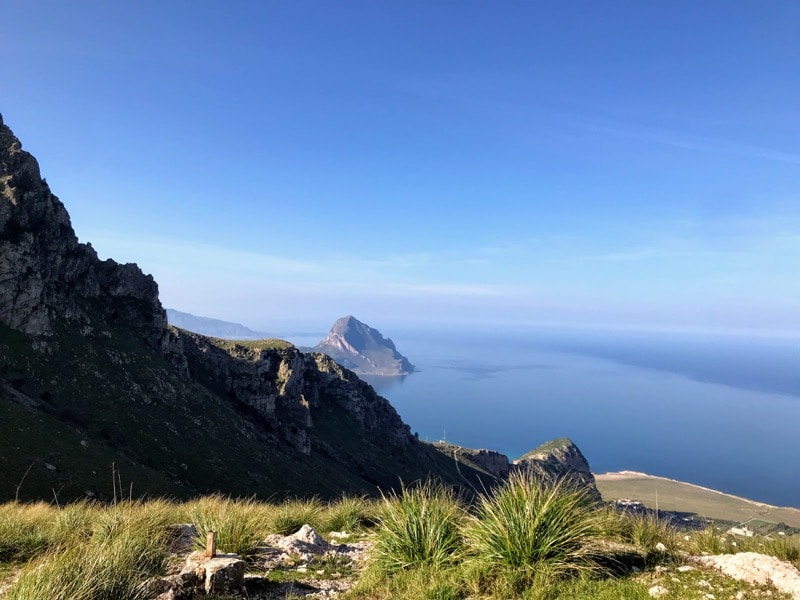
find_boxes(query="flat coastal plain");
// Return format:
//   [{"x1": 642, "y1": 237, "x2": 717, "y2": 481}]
[{"x1": 596, "y1": 471, "x2": 800, "y2": 528}]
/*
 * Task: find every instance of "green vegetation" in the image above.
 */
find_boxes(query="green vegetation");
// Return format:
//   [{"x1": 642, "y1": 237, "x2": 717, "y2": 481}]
[
  {"x1": 269, "y1": 497, "x2": 325, "y2": 536},
  {"x1": 372, "y1": 480, "x2": 463, "y2": 572},
  {"x1": 204, "y1": 336, "x2": 294, "y2": 352},
  {"x1": 518, "y1": 437, "x2": 573, "y2": 459},
  {"x1": 184, "y1": 494, "x2": 271, "y2": 557},
  {"x1": 0, "y1": 484, "x2": 798, "y2": 600},
  {"x1": 6, "y1": 501, "x2": 172, "y2": 600},
  {"x1": 463, "y1": 471, "x2": 602, "y2": 584}
]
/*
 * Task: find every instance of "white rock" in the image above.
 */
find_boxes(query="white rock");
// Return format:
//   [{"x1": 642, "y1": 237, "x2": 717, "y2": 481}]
[
  {"x1": 655, "y1": 542, "x2": 668, "y2": 552},
  {"x1": 694, "y1": 552, "x2": 800, "y2": 600},
  {"x1": 649, "y1": 585, "x2": 669, "y2": 597}
]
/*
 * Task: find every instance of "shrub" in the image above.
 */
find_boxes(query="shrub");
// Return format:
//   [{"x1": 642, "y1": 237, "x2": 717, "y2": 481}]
[
  {"x1": 463, "y1": 470, "x2": 602, "y2": 584},
  {"x1": 373, "y1": 480, "x2": 464, "y2": 573}
]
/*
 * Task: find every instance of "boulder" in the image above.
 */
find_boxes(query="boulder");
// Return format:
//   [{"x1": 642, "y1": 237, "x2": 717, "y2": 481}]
[
  {"x1": 167, "y1": 550, "x2": 246, "y2": 596},
  {"x1": 266, "y1": 524, "x2": 328, "y2": 561}
]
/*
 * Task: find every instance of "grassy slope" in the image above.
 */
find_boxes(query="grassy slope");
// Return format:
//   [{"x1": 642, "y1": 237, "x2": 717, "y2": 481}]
[
  {"x1": 0, "y1": 321, "x2": 492, "y2": 502},
  {"x1": 596, "y1": 471, "x2": 800, "y2": 528}
]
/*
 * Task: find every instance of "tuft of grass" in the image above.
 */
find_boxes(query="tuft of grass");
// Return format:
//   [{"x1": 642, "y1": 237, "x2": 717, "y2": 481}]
[
  {"x1": 323, "y1": 495, "x2": 376, "y2": 533},
  {"x1": 269, "y1": 497, "x2": 325, "y2": 536},
  {"x1": 183, "y1": 495, "x2": 270, "y2": 557},
  {"x1": 462, "y1": 470, "x2": 603, "y2": 585},
  {"x1": 688, "y1": 523, "x2": 736, "y2": 555},
  {"x1": 0, "y1": 502, "x2": 58, "y2": 563},
  {"x1": 758, "y1": 535, "x2": 800, "y2": 568},
  {"x1": 372, "y1": 480, "x2": 464, "y2": 573},
  {"x1": 7, "y1": 501, "x2": 171, "y2": 600},
  {"x1": 610, "y1": 510, "x2": 680, "y2": 564},
  {"x1": 350, "y1": 564, "x2": 464, "y2": 600}
]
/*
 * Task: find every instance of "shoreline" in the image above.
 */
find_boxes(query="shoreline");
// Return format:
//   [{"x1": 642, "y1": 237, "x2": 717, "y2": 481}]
[
  {"x1": 595, "y1": 470, "x2": 800, "y2": 526},
  {"x1": 595, "y1": 470, "x2": 799, "y2": 510}
]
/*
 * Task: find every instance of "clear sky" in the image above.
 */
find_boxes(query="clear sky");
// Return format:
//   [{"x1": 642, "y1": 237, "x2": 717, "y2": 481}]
[{"x1": 2, "y1": 1, "x2": 799, "y2": 334}]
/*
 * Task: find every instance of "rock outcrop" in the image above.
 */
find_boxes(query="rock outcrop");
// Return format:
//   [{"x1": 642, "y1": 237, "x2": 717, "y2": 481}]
[
  {"x1": 436, "y1": 438, "x2": 602, "y2": 500},
  {"x1": 313, "y1": 315, "x2": 415, "y2": 376},
  {"x1": 434, "y1": 442, "x2": 512, "y2": 479},
  {"x1": 179, "y1": 332, "x2": 414, "y2": 455},
  {"x1": 514, "y1": 437, "x2": 601, "y2": 502},
  {"x1": 693, "y1": 553, "x2": 800, "y2": 599},
  {"x1": 0, "y1": 114, "x2": 170, "y2": 352}
]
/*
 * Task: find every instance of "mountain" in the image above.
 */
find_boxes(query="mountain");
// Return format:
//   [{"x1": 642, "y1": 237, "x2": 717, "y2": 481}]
[
  {"x1": 166, "y1": 308, "x2": 267, "y2": 339},
  {"x1": 0, "y1": 114, "x2": 595, "y2": 503},
  {"x1": 312, "y1": 316, "x2": 415, "y2": 376}
]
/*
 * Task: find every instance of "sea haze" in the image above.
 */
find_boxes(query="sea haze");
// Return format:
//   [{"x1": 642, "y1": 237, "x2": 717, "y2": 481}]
[{"x1": 351, "y1": 327, "x2": 800, "y2": 508}]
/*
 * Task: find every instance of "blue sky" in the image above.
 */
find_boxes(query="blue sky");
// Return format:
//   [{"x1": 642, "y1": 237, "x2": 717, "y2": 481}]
[{"x1": 2, "y1": 1, "x2": 799, "y2": 334}]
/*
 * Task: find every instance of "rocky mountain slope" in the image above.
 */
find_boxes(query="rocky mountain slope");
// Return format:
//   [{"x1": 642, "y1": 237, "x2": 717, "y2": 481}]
[
  {"x1": 312, "y1": 316, "x2": 415, "y2": 376},
  {"x1": 0, "y1": 114, "x2": 595, "y2": 503},
  {"x1": 435, "y1": 437, "x2": 601, "y2": 502}
]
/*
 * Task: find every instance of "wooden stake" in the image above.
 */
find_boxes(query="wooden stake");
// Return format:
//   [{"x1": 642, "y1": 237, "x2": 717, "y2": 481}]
[{"x1": 205, "y1": 530, "x2": 217, "y2": 558}]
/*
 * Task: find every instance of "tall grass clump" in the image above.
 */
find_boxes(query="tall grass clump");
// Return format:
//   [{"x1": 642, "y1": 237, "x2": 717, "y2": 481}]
[
  {"x1": 269, "y1": 497, "x2": 324, "y2": 535},
  {"x1": 184, "y1": 495, "x2": 270, "y2": 557},
  {"x1": 463, "y1": 471, "x2": 603, "y2": 585},
  {"x1": 8, "y1": 501, "x2": 171, "y2": 600},
  {"x1": 611, "y1": 510, "x2": 679, "y2": 558},
  {"x1": 373, "y1": 480, "x2": 464, "y2": 573},
  {"x1": 323, "y1": 495, "x2": 376, "y2": 533},
  {"x1": 689, "y1": 523, "x2": 735, "y2": 555},
  {"x1": 0, "y1": 502, "x2": 59, "y2": 563},
  {"x1": 759, "y1": 535, "x2": 800, "y2": 568}
]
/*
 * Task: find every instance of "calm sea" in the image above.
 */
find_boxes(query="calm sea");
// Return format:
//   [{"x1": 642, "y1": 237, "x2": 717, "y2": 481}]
[
  {"x1": 287, "y1": 327, "x2": 799, "y2": 507},
  {"x1": 322, "y1": 327, "x2": 800, "y2": 508}
]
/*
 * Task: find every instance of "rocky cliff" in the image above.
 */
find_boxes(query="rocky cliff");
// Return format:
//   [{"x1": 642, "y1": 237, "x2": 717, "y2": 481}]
[
  {"x1": 0, "y1": 114, "x2": 170, "y2": 353},
  {"x1": 515, "y1": 437, "x2": 601, "y2": 502},
  {"x1": 436, "y1": 438, "x2": 602, "y2": 501},
  {"x1": 313, "y1": 315, "x2": 415, "y2": 376}
]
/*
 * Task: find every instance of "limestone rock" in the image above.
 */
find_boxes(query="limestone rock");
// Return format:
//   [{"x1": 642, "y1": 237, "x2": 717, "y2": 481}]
[
  {"x1": 313, "y1": 315, "x2": 415, "y2": 376},
  {"x1": 179, "y1": 332, "x2": 414, "y2": 454},
  {"x1": 182, "y1": 550, "x2": 246, "y2": 594},
  {"x1": 0, "y1": 114, "x2": 175, "y2": 356},
  {"x1": 434, "y1": 443, "x2": 511, "y2": 479},
  {"x1": 266, "y1": 524, "x2": 329, "y2": 561},
  {"x1": 693, "y1": 552, "x2": 800, "y2": 599},
  {"x1": 514, "y1": 437, "x2": 602, "y2": 502}
]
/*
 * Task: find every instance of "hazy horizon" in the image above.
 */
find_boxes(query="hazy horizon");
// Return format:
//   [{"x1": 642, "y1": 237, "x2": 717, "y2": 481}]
[{"x1": 3, "y1": 1, "x2": 799, "y2": 334}]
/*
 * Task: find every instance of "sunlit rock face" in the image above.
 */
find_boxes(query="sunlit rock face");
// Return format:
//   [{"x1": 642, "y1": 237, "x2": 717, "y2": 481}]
[{"x1": 313, "y1": 315, "x2": 415, "y2": 376}]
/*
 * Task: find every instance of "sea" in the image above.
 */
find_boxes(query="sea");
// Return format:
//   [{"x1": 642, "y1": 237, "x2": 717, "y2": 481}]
[{"x1": 287, "y1": 326, "x2": 800, "y2": 508}]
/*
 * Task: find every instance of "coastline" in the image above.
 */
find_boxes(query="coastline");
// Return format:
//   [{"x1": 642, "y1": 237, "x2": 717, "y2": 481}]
[{"x1": 595, "y1": 471, "x2": 800, "y2": 527}]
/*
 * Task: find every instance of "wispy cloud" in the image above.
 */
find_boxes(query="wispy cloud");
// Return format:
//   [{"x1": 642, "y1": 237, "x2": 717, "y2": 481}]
[{"x1": 585, "y1": 122, "x2": 800, "y2": 165}]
